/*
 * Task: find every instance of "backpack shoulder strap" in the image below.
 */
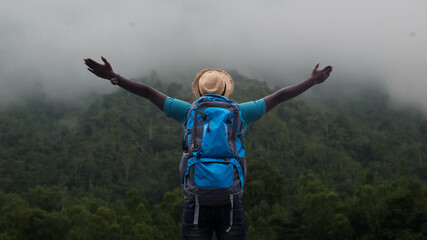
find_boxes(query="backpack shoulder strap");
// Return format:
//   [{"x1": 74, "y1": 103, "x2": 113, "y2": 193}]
[{"x1": 184, "y1": 99, "x2": 201, "y2": 126}]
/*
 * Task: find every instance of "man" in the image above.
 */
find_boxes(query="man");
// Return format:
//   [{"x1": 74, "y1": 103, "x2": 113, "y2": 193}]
[{"x1": 83, "y1": 57, "x2": 333, "y2": 239}]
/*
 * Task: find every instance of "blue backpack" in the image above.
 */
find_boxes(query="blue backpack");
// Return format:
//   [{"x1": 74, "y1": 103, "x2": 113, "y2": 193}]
[{"x1": 179, "y1": 94, "x2": 246, "y2": 230}]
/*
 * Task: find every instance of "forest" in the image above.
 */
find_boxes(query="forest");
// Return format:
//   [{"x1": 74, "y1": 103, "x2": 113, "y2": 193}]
[{"x1": 0, "y1": 71, "x2": 426, "y2": 240}]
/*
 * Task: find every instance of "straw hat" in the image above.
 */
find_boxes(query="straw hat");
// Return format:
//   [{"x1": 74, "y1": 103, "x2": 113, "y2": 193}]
[{"x1": 192, "y1": 69, "x2": 234, "y2": 99}]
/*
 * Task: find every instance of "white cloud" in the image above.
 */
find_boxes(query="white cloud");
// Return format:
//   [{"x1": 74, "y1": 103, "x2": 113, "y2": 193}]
[{"x1": 0, "y1": 0, "x2": 426, "y2": 107}]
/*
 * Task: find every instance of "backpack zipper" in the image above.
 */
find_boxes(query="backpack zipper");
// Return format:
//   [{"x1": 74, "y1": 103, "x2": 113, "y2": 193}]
[{"x1": 204, "y1": 115, "x2": 210, "y2": 132}]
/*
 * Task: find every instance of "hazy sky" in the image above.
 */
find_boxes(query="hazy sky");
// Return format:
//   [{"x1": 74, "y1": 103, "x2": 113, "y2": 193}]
[{"x1": 1, "y1": 0, "x2": 426, "y2": 108}]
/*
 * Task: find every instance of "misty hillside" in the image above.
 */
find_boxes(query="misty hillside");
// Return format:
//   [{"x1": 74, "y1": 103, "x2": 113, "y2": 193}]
[{"x1": 0, "y1": 71, "x2": 426, "y2": 239}]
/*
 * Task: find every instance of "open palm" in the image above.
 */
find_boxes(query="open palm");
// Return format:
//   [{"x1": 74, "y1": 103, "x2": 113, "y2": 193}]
[
  {"x1": 83, "y1": 56, "x2": 115, "y2": 80},
  {"x1": 311, "y1": 62, "x2": 333, "y2": 84}
]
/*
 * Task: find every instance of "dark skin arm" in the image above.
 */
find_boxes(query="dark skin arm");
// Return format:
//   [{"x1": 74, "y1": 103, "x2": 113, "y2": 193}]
[
  {"x1": 263, "y1": 63, "x2": 333, "y2": 112},
  {"x1": 84, "y1": 57, "x2": 332, "y2": 112},
  {"x1": 83, "y1": 56, "x2": 167, "y2": 110}
]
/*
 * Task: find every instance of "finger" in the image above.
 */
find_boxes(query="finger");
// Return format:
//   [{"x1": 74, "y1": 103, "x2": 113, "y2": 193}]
[
  {"x1": 312, "y1": 62, "x2": 320, "y2": 75},
  {"x1": 312, "y1": 63, "x2": 320, "y2": 75},
  {"x1": 86, "y1": 58, "x2": 101, "y2": 67},
  {"x1": 101, "y1": 56, "x2": 107, "y2": 63},
  {"x1": 84, "y1": 59, "x2": 92, "y2": 66},
  {"x1": 101, "y1": 56, "x2": 111, "y2": 68},
  {"x1": 324, "y1": 68, "x2": 332, "y2": 74},
  {"x1": 321, "y1": 67, "x2": 333, "y2": 75},
  {"x1": 85, "y1": 61, "x2": 95, "y2": 68},
  {"x1": 87, "y1": 68, "x2": 94, "y2": 73},
  {"x1": 321, "y1": 65, "x2": 332, "y2": 71}
]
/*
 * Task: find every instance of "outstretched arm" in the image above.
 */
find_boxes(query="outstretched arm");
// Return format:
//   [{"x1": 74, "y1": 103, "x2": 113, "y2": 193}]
[
  {"x1": 263, "y1": 63, "x2": 333, "y2": 112},
  {"x1": 83, "y1": 56, "x2": 167, "y2": 110}
]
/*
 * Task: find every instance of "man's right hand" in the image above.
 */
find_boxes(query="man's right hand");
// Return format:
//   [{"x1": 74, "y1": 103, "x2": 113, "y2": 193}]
[{"x1": 84, "y1": 56, "x2": 115, "y2": 80}]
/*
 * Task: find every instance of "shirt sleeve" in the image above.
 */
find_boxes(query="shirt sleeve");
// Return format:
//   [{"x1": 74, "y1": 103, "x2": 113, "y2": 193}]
[
  {"x1": 163, "y1": 97, "x2": 191, "y2": 125},
  {"x1": 239, "y1": 99, "x2": 266, "y2": 127}
]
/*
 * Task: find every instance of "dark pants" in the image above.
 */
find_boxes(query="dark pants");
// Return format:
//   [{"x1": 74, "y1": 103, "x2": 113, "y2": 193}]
[{"x1": 182, "y1": 202, "x2": 247, "y2": 240}]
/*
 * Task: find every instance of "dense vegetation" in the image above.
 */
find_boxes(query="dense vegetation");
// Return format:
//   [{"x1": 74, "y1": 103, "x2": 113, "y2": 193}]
[{"x1": 0, "y1": 71, "x2": 426, "y2": 239}]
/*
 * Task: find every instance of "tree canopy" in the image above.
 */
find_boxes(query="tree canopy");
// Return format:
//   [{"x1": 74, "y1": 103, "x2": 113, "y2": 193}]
[{"x1": 0, "y1": 71, "x2": 426, "y2": 239}]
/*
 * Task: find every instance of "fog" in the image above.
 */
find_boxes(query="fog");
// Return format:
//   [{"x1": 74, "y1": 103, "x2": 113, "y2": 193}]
[{"x1": 1, "y1": 0, "x2": 426, "y2": 108}]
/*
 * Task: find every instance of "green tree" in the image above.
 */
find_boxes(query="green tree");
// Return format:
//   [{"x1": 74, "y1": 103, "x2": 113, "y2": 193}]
[
  {"x1": 152, "y1": 187, "x2": 184, "y2": 240},
  {"x1": 295, "y1": 174, "x2": 353, "y2": 240}
]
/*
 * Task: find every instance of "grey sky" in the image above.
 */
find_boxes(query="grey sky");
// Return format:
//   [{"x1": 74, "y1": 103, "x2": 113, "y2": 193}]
[{"x1": 1, "y1": 0, "x2": 426, "y2": 108}]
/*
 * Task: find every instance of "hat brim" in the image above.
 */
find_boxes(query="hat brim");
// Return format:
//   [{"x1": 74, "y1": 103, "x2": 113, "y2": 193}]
[{"x1": 192, "y1": 69, "x2": 234, "y2": 99}]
